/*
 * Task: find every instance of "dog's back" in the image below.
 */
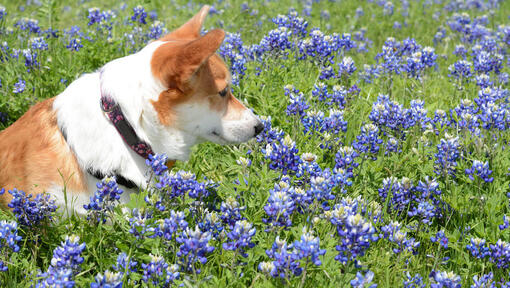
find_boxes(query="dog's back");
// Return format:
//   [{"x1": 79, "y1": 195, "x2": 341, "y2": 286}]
[{"x1": 0, "y1": 98, "x2": 87, "y2": 205}]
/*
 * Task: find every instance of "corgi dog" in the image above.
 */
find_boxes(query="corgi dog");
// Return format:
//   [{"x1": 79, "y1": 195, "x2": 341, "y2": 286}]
[{"x1": 0, "y1": 6, "x2": 263, "y2": 216}]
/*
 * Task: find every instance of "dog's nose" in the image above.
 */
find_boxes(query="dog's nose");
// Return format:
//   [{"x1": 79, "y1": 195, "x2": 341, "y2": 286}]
[{"x1": 254, "y1": 122, "x2": 264, "y2": 136}]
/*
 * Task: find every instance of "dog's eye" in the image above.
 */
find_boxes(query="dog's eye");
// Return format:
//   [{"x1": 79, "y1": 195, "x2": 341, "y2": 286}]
[{"x1": 219, "y1": 87, "x2": 228, "y2": 97}]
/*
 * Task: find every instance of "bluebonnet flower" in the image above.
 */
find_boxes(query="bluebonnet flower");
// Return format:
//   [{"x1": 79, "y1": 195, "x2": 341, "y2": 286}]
[
  {"x1": 261, "y1": 135, "x2": 301, "y2": 175},
  {"x1": 263, "y1": 180, "x2": 295, "y2": 230},
  {"x1": 293, "y1": 227, "x2": 326, "y2": 266},
  {"x1": 359, "y1": 64, "x2": 381, "y2": 83},
  {"x1": 197, "y1": 210, "x2": 224, "y2": 239},
  {"x1": 351, "y1": 270, "x2": 377, "y2": 288},
  {"x1": 336, "y1": 213, "x2": 378, "y2": 264},
  {"x1": 272, "y1": 11, "x2": 308, "y2": 38},
  {"x1": 406, "y1": 100, "x2": 429, "y2": 129},
  {"x1": 14, "y1": 18, "x2": 40, "y2": 33},
  {"x1": 298, "y1": 29, "x2": 338, "y2": 65},
  {"x1": 12, "y1": 79, "x2": 26, "y2": 94},
  {"x1": 141, "y1": 254, "x2": 179, "y2": 286},
  {"x1": 128, "y1": 208, "x2": 156, "y2": 240},
  {"x1": 466, "y1": 237, "x2": 490, "y2": 259},
  {"x1": 83, "y1": 177, "x2": 124, "y2": 223},
  {"x1": 256, "y1": 116, "x2": 284, "y2": 144},
  {"x1": 30, "y1": 37, "x2": 48, "y2": 51},
  {"x1": 22, "y1": 49, "x2": 38, "y2": 71},
  {"x1": 176, "y1": 226, "x2": 215, "y2": 273},
  {"x1": 403, "y1": 272, "x2": 425, "y2": 288},
  {"x1": 330, "y1": 85, "x2": 347, "y2": 108},
  {"x1": 381, "y1": 221, "x2": 420, "y2": 254},
  {"x1": 66, "y1": 38, "x2": 83, "y2": 51},
  {"x1": 383, "y1": 1, "x2": 394, "y2": 15},
  {"x1": 222, "y1": 220, "x2": 256, "y2": 258},
  {"x1": 220, "y1": 196, "x2": 245, "y2": 228},
  {"x1": 408, "y1": 200, "x2": 436, "y2": 225},
  {"x1": 369, "y1": 94, "x2": 406, "y2": 132},
  {"x1": 431, "y1": 230, "x2": 449, "y2": 249},
  {"x1": 218, "y1": 32, "x2": 247, "y2": 85},
  {"x1": 0, "y1": 6, "x2": 5, "y2": 21},
  {"x1": 429, "y1": 270, "x2": 461, "y2": 288},
  {"x1": 385, "y1": 137, "x2": 400, "y2": 154},
  {"x1": 465, "y1": 160, "x2": 493, "y2": 183},
  {"x1": 131, "y1": 5, "x2": 147, "y2": 24},
  {"x1": 147, "y1": 21, "x2": 167, "y2": 40},
  {"x1": 301, "y1": 110, "x2": 325, "y2": 135},
  {"x1": 453, "y1": 44, "x2": 467, "y2": 58},
  {"x1": 338, "y1": 56, "x2": 356, "y2": 77},
  {"x1": 335, "y1": 146, "x2": 359, "y2": 173},
  {"x1": 473, "y1": 51, "x2": 503, "y2": 75},
  {"x1": 258, "y1": 27, "x2": 293, "y2": 56},
  {"x1": 8, "y1": 189, "x2": 57, "y2": 226},
  {"x1": 319, "y1": 65, "x2": 335, "y2": 80},
  {"x1": 475, "y1": 74, "x2": 492, "y2": 88},
  {"x1": 448, "y1": 60, "x2": 473, "y2": 81},
  {"x1": 155, "y1": 210, "x2": 188, "y2": 241},
  {"x1": 353, "y1": 124, "x2": 383, "y2": 157},
  {"x1": 112, "y1": 252, "x2": 138, "y2": 276},
  {"x1": 155, "y1": 170, "x2": 207, "y2": 201},
  {"x1": 0, "y1": 220, "x2": 22, "y2": 271},
  {"x1": 489, "y1": 239, "x2": 510, "y2": 269},
  {"x1": 264, "y1": 237, "x2": 302, "y2": 278},
  {"x1": 434, "y1": 136, "x2": 460, "y2": 177},
  {"x1": 311, "y1": 82, "x2": 329, "y2": 102},
  {"x1": 36, "y1": 235, "x2": 86, "y2": 287},
  {"x1": 478, "y1": 102, "x2": 507, "y2": 131},
  {"x1": 285, "y1": 85, "x2": 309, "y2": 117},
  {"x1": 471, "y1": 273, "x2": 496, "y2": 288},
  {"x1": 87, "y1": 8, "x2": 116, "y2": 33},
  {"x1": 500, "y1": 215, "x2": 509, "y2": 231},
  {"x1": 296, "y1": 153, "x2": 322, "y2": 180},
  {"x1": 90, "y1": 270, "x2": 122, "y2": 288},
  {"x1": 146, "y1": 153, "x2": 168, "y2": 176}
]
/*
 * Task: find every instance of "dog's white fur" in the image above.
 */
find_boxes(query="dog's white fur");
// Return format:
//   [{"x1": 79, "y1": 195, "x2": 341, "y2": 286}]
[{"x1": 52, "y1": 42, "x2": 260, "y2": 215}]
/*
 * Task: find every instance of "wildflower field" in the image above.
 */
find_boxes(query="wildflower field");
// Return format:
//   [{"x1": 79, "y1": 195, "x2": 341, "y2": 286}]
[{"x1": 1, "y1": 0, "x2": 510, "y2": 287}]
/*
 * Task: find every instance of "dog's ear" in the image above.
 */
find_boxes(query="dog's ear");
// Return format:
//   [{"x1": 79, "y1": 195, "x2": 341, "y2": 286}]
[
  {"x1": 160, "y1": 5, "x2": 210, "y2": 41},
  {"x1": 152, "y1": 29, "x2": 225, "y2": 88}
]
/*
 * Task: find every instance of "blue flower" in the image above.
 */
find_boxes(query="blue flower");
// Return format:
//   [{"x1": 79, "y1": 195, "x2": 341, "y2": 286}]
[
  {"x1": 335, "y1": 213, "x2": 378, "y2": 264},
  {"x1": 272, "y1": 11, "x2": 308, "y2": 38},
  {"x1": 293, "y1": 227, "x2": 326, "y2": 266},
  {"x1": 448, "y1": 60, "x2": 473, "y2": 81},
  {"x1": 263, "y1": 180, "x2": 295, "y2": 230},
  {"x1": 465, "y1": 160, "x2": 493, "y2": 183},
  {"x1": 0, "y1": 6, "x2": 5, "y2": 21},
  {"x1": 198, "y1": 210, "x2": 224, "y2": 239},
  {"x1": 264, "y1": 237, "x2": 302, "y2": 278},
  {"x1": 111, "y1": 252, "x2": 138, "y2": 276},
  {"x1": 8, "y1": 188, "x2": 57, "y2": 226},
  {"x1": 128, "y1": 208, "x2": 156, "y2": 240},
  {"x1": 431, "y1": 230, "x2": 449, "y2": 249},
  {"x1": 155, "y1": 210, "x2": 188, "y2": 241},
  {"x1": 30, "y1": 37, "x2": 48, "y2": 51},
  {"x1": 500, "y1": 215, "x2": 509, "y2": 231},
  {"x1": 381, "y1": 221, "x2": 420, "y2": 254},
  {"x1": 66, "y1": 38, "x2": 83, "y2": 52},
  {"x1": 335, "y1": 146, "x2": 359, "y2": 173},
  {"x1": 220, "y1": 196, "x2": 245, "y2": 228},
  {"x1": 403, "y1": 272, "x2": 425, "y2": 288},
  {"x1": 0, "y1": 220, "x2": 22, "y2": 271},
  {"x1": 14, "y1": 18, "x2": 40, "y2": 33},
  {"x1": 285, "y1": 85, "x2": 309, "y2": 117},
  {"x1": 466, "y1": 237, "x2": 490, "y2": 259},
  {"x1": 222, "y1": 220, "x2": 256, "y2": 258},
  {"x1": 258, "y1": 27, "x2": 293, "y2": 56},
  {"x1": 36, "y1": 235, "x2": 86, "y2": 287},
  {"x1": 351, "y1": 270, "x2": 377, "y2": 288},
  {"x1": 12, "y1": 79, "x2": 26, "y2": 94},
  {"x1": 429, "y1": 270, "x2": 461, "y2": 288},
  {"x1": 353, "y1": 124, "x2": 383, "y2": 157},
  {"x1": 141, "y1": 254, "x2": 179, "y2": 286},
  {"x1": 261, "y1": 135, "x2": 301, "y2": 175},
  {"x1": 131, "y1": 5, "x2": 147, "y2": 24},
  {"x1": 338, "y1": 56, "x2": 357, "y2": 77},
  {"x1": 90, "y1": 270, "x2": 123, "y2": 288},
  {"x1": 146, "y1": 153, "x2": 168, "y2": 176},
  {"x1": 488, "y1": 239, "x2": 510, "y2": 269},
  {"x1": 434, "y1": 136, "x2": 460, "y2": 177},
  {"x1": 83, "y1": 177, "x2": 124, "y2": 223},
  {"x1": 176, "y1": 226, "x2": 215, "y2": 273},
  {"x1": 147, "y1": 21, "x2": 167, "y2": 40}
]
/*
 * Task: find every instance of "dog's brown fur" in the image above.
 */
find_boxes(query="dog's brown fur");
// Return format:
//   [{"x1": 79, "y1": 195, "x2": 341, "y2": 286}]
[{"x1": 0, "y1": 98, "x2": 87, "y2": 204}]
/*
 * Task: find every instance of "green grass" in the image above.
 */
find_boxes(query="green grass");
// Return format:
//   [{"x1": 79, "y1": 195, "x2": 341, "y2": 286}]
[{"x1": 1, "y1": 0, "x2": 510, "y2": 287}]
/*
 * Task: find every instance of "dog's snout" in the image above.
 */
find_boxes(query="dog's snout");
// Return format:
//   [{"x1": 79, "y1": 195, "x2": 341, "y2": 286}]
[{"x1": 254, "y1": 122, "x2": 264, "y2": 136}]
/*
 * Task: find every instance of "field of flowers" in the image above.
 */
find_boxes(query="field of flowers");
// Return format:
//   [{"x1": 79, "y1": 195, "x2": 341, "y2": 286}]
[{"x1": 1, "y1": 0, "x2": 510, "y2": 287}]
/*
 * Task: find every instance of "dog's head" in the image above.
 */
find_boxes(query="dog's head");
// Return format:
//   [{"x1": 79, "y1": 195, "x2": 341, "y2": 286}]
[{"x1": 147, "y1": 6, "x2": 262, "y2": 149}]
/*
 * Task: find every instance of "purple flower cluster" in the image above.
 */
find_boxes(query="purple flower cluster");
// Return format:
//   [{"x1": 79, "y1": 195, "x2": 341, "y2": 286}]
[
  {"x1": 434, "y1": 137, "x2": 461, "y2": 177},
  {"x1": 261, "y1": 135, "x2": 301, "y2": 175},
  {"x1": 131, "y1": 5, "x2": 147, "y2": 25},
  {"x1": 83, "y1": 177, "x2": 124, "y2": 223},
  {"x1": 7, "y1": 188, "x2": 57, "y2": 227},
  {"x1": 222, "y1": 220, "x2": 256, "y2": 258},
  {"x1": 176, "y1": 226, "x2": 215, "y2": 273},
  {"x1": 35, "y1": 235, "x2": 86, "y2": 288},
  {"x1": 141, "y1": 254, "x2": 179, "y2": 286},
  {"x1": 465, "y1": 160, "x2": 493, "y2": 183},
  {"x1": 429, "y1": 270, "x2": 461, "y2": 288},
  {"x1": 263, "y1": 180, "x2": 295, "y2": 230},
  {"x1": 0, "y1": 220, "x2": 22, "y2": 271}
]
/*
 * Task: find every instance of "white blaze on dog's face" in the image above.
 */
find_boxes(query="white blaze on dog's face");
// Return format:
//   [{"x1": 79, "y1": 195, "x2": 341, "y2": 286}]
[{"x1": 149, "y1": 6, "x2": 262, "y2": 146}]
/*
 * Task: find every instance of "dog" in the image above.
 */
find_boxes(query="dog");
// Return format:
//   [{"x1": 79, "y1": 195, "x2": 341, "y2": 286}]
[{"x1": 0, "y1": 5, "x2": 263, "y2": 216}]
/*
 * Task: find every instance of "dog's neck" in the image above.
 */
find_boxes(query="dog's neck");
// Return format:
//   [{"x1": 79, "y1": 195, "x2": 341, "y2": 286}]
[{"x1": 53, "y1": 41, "x2": 198, "y2": 189}]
